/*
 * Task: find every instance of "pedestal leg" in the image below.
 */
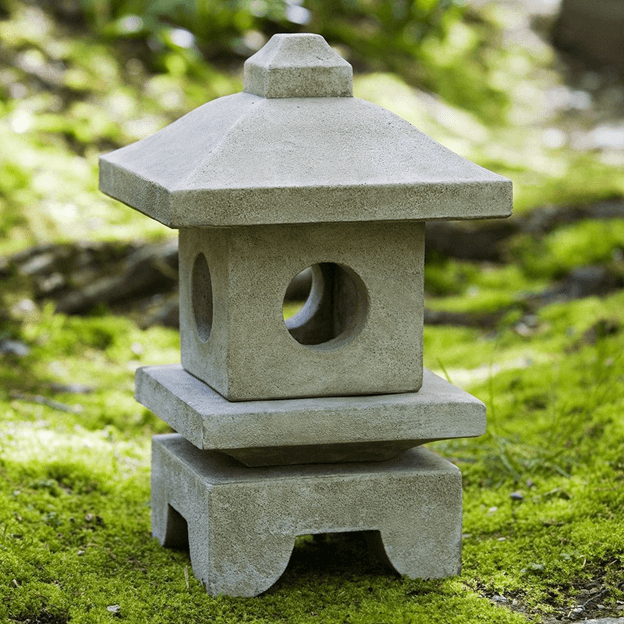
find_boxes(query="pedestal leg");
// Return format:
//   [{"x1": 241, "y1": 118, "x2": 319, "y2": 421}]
[
  {"x1": 186, "y1": 520, "x2": 296, "y2": 596},
  {"x1": 152, "y1": 435, "x2": 296, "y2": 596},
  {"x1": 378, "y1": 524, "x2": 462, "y2": 579}
]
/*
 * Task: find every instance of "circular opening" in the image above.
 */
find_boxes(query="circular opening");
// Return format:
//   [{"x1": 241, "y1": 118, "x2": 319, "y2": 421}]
[
  {"x1": 192, "y1": 253, "x2": 213, "y2": 342},
  {"x1": 283, "y1": 262, "x2": 368, "y2": 347}
]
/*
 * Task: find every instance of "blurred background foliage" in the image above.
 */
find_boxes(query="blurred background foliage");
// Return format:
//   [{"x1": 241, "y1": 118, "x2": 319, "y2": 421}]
[
  {"x1": 0, "y1": 0, "x2": 507, "y2": 250},
  {"x1": 0, "y1": 0, "x2": 623, "y2": 300},
  {"x1": 1, "y1": 0, "x2": 623, "y2": 255},
  {"x1": 68, "y1": 0, "x2": 507, "y2": 121}
]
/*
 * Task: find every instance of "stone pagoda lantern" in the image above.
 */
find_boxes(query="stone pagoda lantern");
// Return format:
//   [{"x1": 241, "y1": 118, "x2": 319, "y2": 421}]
[{"x1": 100, "y1": 34, "x2": 511, "y2": 597}]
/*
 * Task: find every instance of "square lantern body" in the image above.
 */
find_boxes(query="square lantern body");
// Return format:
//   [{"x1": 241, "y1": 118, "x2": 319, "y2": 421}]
[{"x1": 179, "y1": 221, "x2": 425, "y2": 401}]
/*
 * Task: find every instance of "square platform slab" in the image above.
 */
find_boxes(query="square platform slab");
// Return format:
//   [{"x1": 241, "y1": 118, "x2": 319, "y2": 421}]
[
  {"x1": 152, "y1": 433, "x2": 463, "y2": 597},
  {"x1": 137, "y1": 365, "x2": 485, "y2": 466}
]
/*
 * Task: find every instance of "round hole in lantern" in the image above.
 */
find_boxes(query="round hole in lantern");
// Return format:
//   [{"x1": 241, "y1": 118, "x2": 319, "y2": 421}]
[
  {"x1": 283, "y1": 263, "x2": 368, "y2": 348},
  {"x1": 192, "y1": 253, "x2": 213, "y2": 342}
]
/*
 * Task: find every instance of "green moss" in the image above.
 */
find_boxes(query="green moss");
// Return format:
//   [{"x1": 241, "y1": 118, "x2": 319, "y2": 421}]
[
  {"x1": 512, "y1": 219, "x2": 624, "y2": 279},
  {"x1": 1, "y1": 290, "x2": 623, "y2": 621}
]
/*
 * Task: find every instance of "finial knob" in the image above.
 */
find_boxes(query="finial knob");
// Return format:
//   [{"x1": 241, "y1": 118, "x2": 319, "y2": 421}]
[{"x1": 244, "y1": 33, "x2": 353, "y2": 98}]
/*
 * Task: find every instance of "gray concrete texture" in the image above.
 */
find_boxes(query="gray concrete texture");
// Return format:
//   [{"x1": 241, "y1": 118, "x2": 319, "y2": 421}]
[
  {"x1": 244, "y1": 33, "x2": 353, "y2": 98},
  {"x1": 99, "y1": 34, "x2": 512, "y2": 228},
  {"x1": 152, "y1": 433, "x2": 463, "y2": 597},
  {"x1": 136, "y1": 364, "x2": 486, "y2": 466},
  {"x1": 178, "y1": 221, "x2": 425, "y2": 400}
]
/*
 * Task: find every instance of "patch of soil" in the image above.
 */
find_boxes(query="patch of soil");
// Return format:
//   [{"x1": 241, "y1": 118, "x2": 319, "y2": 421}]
[{"x1": 481, "y1": 572, "x2": 624, "y2": 622}]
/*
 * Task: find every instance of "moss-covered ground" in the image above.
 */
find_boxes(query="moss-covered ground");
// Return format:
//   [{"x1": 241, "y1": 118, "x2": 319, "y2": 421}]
[
  {"x1": 1, "y1": 0, "x2": 624, "y2": 621},
  {"x1": 1, "y1": 291, "x2": 623, "y2": 623}
]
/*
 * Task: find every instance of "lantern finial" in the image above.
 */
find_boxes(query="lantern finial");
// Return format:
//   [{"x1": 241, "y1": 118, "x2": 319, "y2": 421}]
[{"x1": 244, "y1": 33, "x2": 353, "y2": 98}]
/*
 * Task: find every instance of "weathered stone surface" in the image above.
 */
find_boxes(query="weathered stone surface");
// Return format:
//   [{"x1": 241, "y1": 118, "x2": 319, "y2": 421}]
[
  {"x1": 152, "y1": 433, "x2": 463, "y2": 597},
  {"x1": 99, "y1": 34, "x2": 512, "y2": 228},
  {"x1": 136, "y1": 365, "x2": 485, "y2": 466},
  {"x1": 243, "y1": 33, "x2": 353, "y2": 98},
  {"x1": 177, "y1": 221, "x2": 425, "y2": 400},
  {"x1": 99, "y1": 32, "x2": 501, "y2": 597}
]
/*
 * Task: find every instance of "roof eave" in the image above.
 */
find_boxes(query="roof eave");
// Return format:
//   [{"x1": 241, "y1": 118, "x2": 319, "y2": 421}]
[
  {"x1": 101, "y1": 149, "x2": 511, "y2": 228},
  {"x1": 99, "y1": 154, "x2": 176, "y2": 229},
  {"x1": 167, "y1": 179, "x2": 512, "y2": 227}
]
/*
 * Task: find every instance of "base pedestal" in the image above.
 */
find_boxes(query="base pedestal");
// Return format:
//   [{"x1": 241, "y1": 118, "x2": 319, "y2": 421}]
[{"x1": 152, "y1": 434, "x2": 463, "y2": 597}]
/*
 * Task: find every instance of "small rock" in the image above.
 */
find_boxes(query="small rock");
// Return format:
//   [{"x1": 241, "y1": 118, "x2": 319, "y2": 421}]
[
  {"x1": 510, "y1": 491, "x2": 524, "y2": 501},
  {"x1": 19, "y1": 251, "x2": 56, "y2": 275},
  {"x1": 514, "y1": 321, "x2": 534, "y2": 337},
  {"x1": 106, "y1": 605, "x2": 121, "y2": 614},
  {"x1": 37, "y1": 271, "x2": 66, "y2": 294},
  {"x1": 0, "y1": 339, "x2": 30, "y2": 357},
  {"x1": 130, "y1": 342, "x2": 144, "y2": 356}
]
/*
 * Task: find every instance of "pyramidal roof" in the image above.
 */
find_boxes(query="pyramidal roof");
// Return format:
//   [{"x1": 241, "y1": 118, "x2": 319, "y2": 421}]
[{"x1": 99, "y1": 34, "x2": 512, "y2": 228}]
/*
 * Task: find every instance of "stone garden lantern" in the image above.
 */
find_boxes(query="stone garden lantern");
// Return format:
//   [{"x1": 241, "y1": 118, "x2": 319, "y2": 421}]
[{"x1": 100, "y1": 34, "x2": 512, "y2": 597}]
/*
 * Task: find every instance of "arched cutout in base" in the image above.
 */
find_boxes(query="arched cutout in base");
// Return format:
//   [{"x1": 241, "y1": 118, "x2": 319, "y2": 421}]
[
  {"x1": 161, "y1": 504, "x2": 190, "y2": 552},
  {"x1": 274, "y1": 531, "x2": 397, "y2": 588}
]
